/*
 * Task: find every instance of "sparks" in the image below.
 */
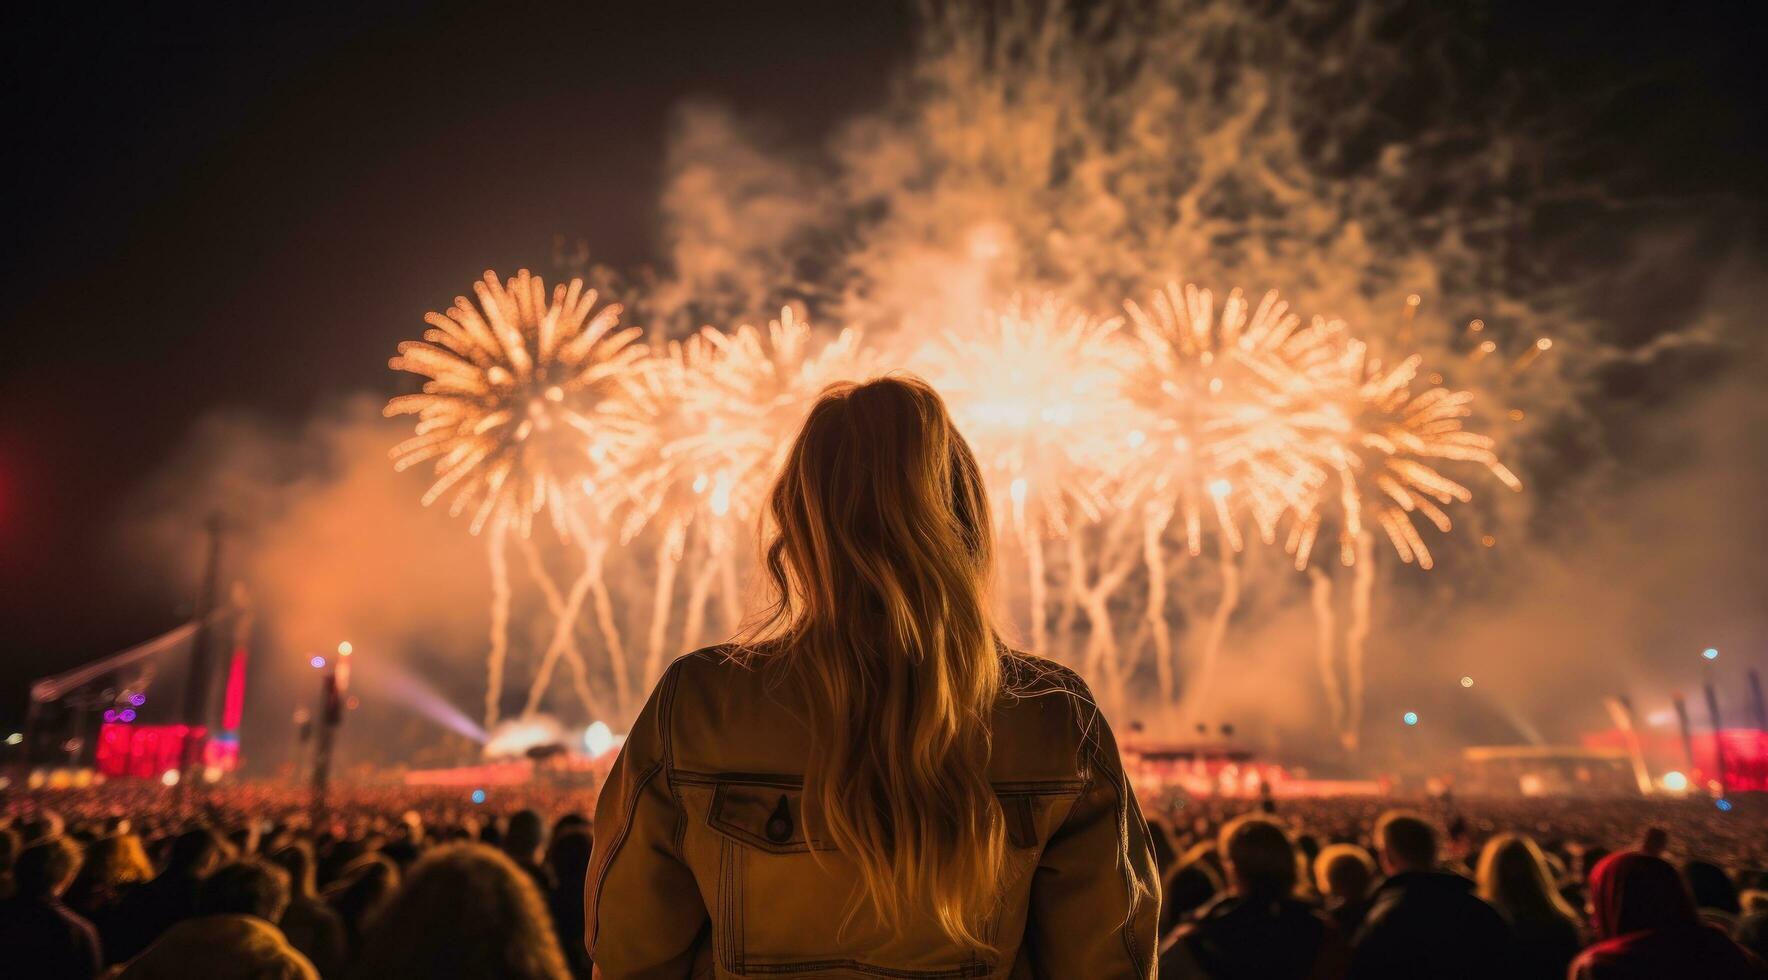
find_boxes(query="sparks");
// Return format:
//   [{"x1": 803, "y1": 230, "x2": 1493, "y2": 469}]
[
  {"x1": 918, "y1": 295, "x2": 1143, "y2": 542},
  {"x1": 1284, "y1": 332, "x2": 1522, "y2": 571},
  {"x1": 385, "y1": 269, "x2": 646, "y2": 537}
]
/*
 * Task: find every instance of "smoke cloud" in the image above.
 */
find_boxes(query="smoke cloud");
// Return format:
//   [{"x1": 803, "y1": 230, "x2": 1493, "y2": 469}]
[{"x1": 128, "y1": 1, "x2": 1760, "y2": 772}]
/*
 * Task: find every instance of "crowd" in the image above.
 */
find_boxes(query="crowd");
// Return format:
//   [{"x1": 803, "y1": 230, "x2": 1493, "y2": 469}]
[
  {"x1": 1140, "y1": 793, "x2": 1768, "y2": 978},
  {"x1": 2, "y1": 782, "x2": 1765, "y2": 978},
  {"x1": 1, "y1": 784, "x2": 592, "y2": 979}
]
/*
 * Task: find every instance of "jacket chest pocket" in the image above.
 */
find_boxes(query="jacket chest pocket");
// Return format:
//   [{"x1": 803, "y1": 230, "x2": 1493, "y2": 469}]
[
  {"x1": 708, "y1": 782, "x2": 830, "y2": 855},
  {"x1": 697, "y1": 778, "x2": 992, "y2": 978}
]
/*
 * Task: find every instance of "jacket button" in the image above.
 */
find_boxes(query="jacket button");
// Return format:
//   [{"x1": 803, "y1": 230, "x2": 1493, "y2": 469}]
[{"x1": 765, "y1": 794, "x2": 794, "y2": 843}]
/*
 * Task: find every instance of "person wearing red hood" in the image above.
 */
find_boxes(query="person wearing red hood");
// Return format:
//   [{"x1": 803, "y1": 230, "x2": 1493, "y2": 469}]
[{"x1": 1571, "y1": 851, "x2": 1767, "y2": 980}]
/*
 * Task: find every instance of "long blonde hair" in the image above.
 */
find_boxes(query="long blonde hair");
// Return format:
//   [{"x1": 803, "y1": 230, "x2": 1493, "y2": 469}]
[
  {"x1": 740, "y1": 375, "x2": 1006, "y2": 950},
  {"x1": 1476, "y1": 833, "x2": 1581, "y2": 925}
]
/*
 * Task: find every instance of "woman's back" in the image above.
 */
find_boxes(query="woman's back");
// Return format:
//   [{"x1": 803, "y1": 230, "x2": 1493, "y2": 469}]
[
  {"x1": 588, "y1": 647, "x2": 1159, "y2": 978},
  {"x1": 587, "y1": 376, "x2": 1158, "y2": 979}
]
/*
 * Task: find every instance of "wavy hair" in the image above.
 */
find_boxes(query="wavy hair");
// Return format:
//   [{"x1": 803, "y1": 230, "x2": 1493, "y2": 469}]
[
  {"x1": 738, "y1": 375, "x2": 1006, "y2": 950},
  {"x1": 1476, "y1": 833, "x2": 1581, "y2": 926}
]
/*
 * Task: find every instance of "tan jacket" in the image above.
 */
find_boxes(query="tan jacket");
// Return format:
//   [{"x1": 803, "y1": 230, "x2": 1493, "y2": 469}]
[{"x1": 587, "y1": 647, "x2": 1160, "y2": 979}]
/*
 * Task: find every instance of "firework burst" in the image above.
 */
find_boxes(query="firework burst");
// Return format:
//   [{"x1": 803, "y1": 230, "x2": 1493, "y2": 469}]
[
  {"x1": 1286, "y1": 335, "x2": 1523, "y2": 571},
  {"x1": 652, "y1": 306, "x2": 877, "y2": 533},
  {"x1": 385, "y1": 269, "x2": 646, "y2": 537},
  {"x1": 1122, "y1": 283, "x2": 1346, "y2": 555},
  {"x1": 919, "y1": 296, "x2": 1144, "y2": 542}
]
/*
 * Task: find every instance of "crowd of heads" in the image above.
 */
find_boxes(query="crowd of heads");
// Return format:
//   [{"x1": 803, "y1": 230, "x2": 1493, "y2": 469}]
[
  {"x1": 1142, "y1": 792, "x2": 1768, "y2": 977},
  {"x1": 1, "y1": 784, "x2": 595, "y2": 979},
  {"x1": 3, "y1": 783, "x2": 1765, "y2": 978}
]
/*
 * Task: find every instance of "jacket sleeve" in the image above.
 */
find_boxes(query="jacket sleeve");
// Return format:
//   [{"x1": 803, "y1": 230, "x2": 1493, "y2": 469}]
[
  {"x1": 1022, "y1": 702, "x2": 1160, "y2": 979},
  {"x1": 586, "y1": 660, "x2": 709, "y2": 978}
]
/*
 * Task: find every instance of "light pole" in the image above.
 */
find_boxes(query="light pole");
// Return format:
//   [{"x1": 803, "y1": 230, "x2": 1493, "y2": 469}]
[
  {"x1": 1701, "y1": 647, "x2": 1728, "y2": 798},
  {"x1": 309, "y1": 641, "x2": 353, "y2": 821},
  {"x1": 177, "y1": 515, "x2": 225, "y2": 798},
  {"x1": 291, "y1": 708, "x2": 312, "y2": 782}
]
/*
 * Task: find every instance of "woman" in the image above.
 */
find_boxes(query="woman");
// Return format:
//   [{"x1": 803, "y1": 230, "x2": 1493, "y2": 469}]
[
  {"x1": 65, "y1": 833, "x2": 153, "y2": 917},
  {"x1": 1570, "y1": 851, "x2": 1767, "y2": 980},
  {"x1": 350, "y1": 844, "x2": 568, "y2": 980},
  {"x1": 64, "y1": 833, "x2": 153, "y2": 961},
  {"x1": 544, "y1": 827, "x2": 594, "y2": 978},
  {"x1": 588, "y1": 376, "x2": 1160, "y2": 978},
  {"x1": 1475, "y1": 833, "x2": 1582, "y2": 980}
]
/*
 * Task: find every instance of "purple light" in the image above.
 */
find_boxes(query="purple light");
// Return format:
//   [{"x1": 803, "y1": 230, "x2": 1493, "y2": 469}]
[
  {"x1": 119, "y1": 709, "x2": 137, "y2": 723},
  {"x1": 128, "y1": 693, "x2": 147, "y2": 707},
  {"x1": 103, "y1": 710, "x2": 118, "y2": 723},
  {"x1": 310, "y1": 656, "x2": 327, "y2": 669}
]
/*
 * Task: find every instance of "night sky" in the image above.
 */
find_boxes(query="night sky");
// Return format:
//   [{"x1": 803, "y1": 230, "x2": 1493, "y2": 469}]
[{"x1": 1, "y1": 1, "x2": 1762, "y2": 726}]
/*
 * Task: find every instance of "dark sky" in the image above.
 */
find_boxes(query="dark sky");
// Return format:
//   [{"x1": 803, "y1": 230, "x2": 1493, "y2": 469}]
[
  {"x1": 0, "y1": 2, "x2": 913, "y2": 719},
  {"x1": 1, "y1": 1, "x2": 1763, "y2": 724}
]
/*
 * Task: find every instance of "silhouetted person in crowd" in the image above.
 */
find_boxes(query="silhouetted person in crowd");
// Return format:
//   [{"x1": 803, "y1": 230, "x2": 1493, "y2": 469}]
[
  {"x1": 1564, "y1": 844, "x2": 1610, "y2": 913},
  {"x1": 66, "y1": 833, "x2": 154, "y2": 924},
  {"x1": 1570, "y1": 851, "x2": 1767, "y2": 980},
  {"x1": 0, "y1": 835, "x2": 102, "y2": 979},
  {"x1": 1690, "y1": 859, "x2": 1746, "y2": 931},
  {"x1": 1159, "y1": 814, "x2": 1335, "y2": 979},
  {"x1": 1346, "y1": 810, "x2": 1509, "y2": 979},
  {"x1": 1314, "y1": 843, "x2": 1378, "y2": 939},
  {"x1": 379, "y1": 811, "x2": 424, "y2": 869},
  {"x1": 588, "y1": 378, "x2": 1160, "y2": 977},
  {"x1": 1477, "y1": 833, "x2": 1583, "y2": 980},
  {"x1": 268, "y1": 842, "x2": 346, "y2": 979},
  {"x1": 118, "y1": 857, "x2": 316, "y2": 979},
  {"x1": 503, "y1": 807, "x2": 556, "y2": 893},
  {"x1": 551, "y1": 812, "x2": 589, "y2": 837},
  {"x1": 1160, "y1": 859, "x2": 1224, "y2": 937},
  {"x1": 544, "y1": 826, "x2": 594, "y2": 978},
  {"x1": 350, "y1": 843, "x2": 569, "y2": 980},
  {"x1": 108, "y1": 826, "x2": 224, "y2": 961},
  {"x1": 1737, "y1": 898, "x2": 1768, "y2": 964},
  {"x1": 65, "y1": 833, "x2": 154, "y2": 961},
  {"x1": 324, "y1": 854, "x2": 398, "y2": 957}
]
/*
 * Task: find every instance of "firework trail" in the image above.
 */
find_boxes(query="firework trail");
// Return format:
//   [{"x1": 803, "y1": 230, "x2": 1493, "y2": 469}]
[
  {"x1": 514, "y1": 521, "x2": 604, "y2": 722},
  {"x1": 484, "y1": 522, "x2": 512, "y2": 729},
  {"x1": 387, "y1": 270, "x2": 645, "y2": 727},
  {"x1": 1344, "y1": 529, "x2": 1375, "y2": 752},
  {"x1": 1122, "y1": 283, "x2": 1340, "y2": 709},
  {"x1": 918, "y1": 297, "x2": 1143, "y2": 656},
  {"x1": 617, "y1": 307, "x2": 879, "y2": 687},
  {"x1": 1284, "y1": 326, "x2": 1523, "y2": 748},
  {"x1": 1308, "y1": 564, "x2": 1344, "y2": 738}
]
